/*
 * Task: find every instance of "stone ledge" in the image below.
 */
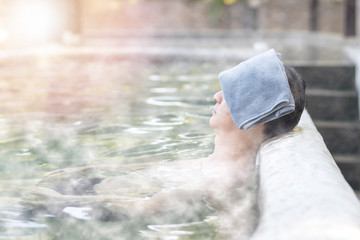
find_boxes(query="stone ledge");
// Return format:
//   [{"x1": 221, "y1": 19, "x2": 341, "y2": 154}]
[{"x1": 252, "y1": 110, "x2": 360, "y2": 240}]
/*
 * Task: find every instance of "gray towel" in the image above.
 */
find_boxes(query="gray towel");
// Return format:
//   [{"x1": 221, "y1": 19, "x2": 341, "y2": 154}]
[{"x1": 218, "y1": 49, "x2": 295, "y2": 130}]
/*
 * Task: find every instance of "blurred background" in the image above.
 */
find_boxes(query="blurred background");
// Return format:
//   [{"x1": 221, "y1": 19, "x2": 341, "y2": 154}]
[
  {"x1": 0, "y1": 0, "x2": 357, "y2": 47},
  {"x1": 0, "y1": 0, "x2": 357, "y2": 46}
]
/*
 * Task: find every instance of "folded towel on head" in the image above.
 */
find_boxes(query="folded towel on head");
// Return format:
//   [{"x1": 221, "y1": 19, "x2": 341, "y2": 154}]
[{"x1": 218, "y1": 49, "x2": 295, "y2": 130}]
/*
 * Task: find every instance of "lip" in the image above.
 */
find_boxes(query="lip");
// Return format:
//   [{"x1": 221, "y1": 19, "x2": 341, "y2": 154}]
[{"x1": 212, "y1": 109, "x2": 216, "y2": 114}]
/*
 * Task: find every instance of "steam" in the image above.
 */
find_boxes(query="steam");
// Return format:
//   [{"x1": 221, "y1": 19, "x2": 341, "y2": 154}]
[
  {"x1": 19, "y1": 156, "x2": 259, "y2": 239},
  {"x1": 0, "y1": 54, "x2": 259, "y2": 239}
]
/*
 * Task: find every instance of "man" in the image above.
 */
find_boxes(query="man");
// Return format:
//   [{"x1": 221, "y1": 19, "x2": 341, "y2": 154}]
[{"x1": 202, "y1": 49, "x2": 306, "y2": 188}]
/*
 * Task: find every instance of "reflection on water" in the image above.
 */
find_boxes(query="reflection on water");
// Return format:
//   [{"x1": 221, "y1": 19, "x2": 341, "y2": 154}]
[{"x1": 0, "y1": 56, "x2": 257, "y2": 239}]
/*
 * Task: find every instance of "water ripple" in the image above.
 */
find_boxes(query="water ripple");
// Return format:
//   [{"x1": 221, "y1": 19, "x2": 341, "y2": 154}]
[
  {"x1": 146, "y1": 96, "x2": 188, "y2": 107},
  {"x1": 147, "y1": 96, "x2": 211, "y2": 107},
  {"x1": 143, "y1": 114, "x2": 186, "y2": 126}
]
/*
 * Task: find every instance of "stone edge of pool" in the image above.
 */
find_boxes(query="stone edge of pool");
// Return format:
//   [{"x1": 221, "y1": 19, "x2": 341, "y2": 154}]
[{"x1": 251, "y1": 110, "x2": 360, "y2": 240}]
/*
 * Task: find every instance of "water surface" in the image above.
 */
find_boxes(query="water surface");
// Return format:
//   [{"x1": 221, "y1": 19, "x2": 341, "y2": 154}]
[{"x1": 0, "y1": 55, "x2": 257, "y2": 239}]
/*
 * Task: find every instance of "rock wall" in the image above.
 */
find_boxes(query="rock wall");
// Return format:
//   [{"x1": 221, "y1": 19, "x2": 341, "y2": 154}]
[
  {"x1": 80, "y1": 0, "x2": 345, "y2": 34},
  {"x1": 0, "y1": 0, "x2": 348, "y2": 43}
]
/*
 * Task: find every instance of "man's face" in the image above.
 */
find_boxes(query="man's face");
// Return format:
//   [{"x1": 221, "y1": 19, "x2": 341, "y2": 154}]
[{"x1": 209, "y1": 91, "x2": 237, "y2": 131}]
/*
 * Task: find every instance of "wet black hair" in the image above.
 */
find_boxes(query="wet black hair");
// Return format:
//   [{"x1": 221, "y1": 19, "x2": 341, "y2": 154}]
[{"x1": 264, "y1": 65, "x2": 306, "y2": 139}]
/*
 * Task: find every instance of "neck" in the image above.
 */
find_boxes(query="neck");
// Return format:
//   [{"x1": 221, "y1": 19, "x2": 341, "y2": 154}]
[
  {"x1": 210, "y1": 127, "x2": 264, "y2": 162},
  {"x1": 201, "y1": 127, "x2": 264, "y2": 188}
]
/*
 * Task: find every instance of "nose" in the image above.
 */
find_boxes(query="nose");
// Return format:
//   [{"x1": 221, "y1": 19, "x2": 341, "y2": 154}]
[{"x1": 213, "y1": 91, "x2": 223, "y2": 104}]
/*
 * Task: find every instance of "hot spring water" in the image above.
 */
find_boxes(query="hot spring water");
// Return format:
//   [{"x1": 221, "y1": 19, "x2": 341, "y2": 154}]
[{"x1": 0, "y1": 56, "x2": 258, "y2": 239}]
